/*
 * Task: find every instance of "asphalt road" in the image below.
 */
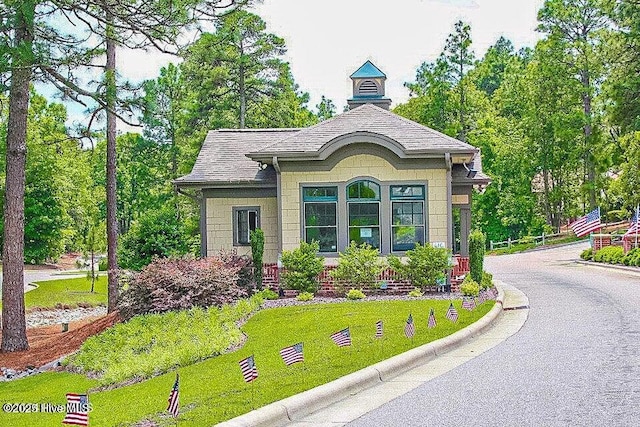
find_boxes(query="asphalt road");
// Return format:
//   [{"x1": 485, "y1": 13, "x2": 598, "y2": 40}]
[{"x1": 348, "y1": 243, "x2": 640, "y2": 426}]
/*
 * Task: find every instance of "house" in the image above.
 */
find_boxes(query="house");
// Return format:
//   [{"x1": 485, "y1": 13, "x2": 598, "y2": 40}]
[{"x1": 175, "y1": 61, "x2": 490, "y2": 281}]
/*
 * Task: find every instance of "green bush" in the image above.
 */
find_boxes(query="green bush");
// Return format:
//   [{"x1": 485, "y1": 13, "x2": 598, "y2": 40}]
[
  {"x1": 408, "y1": 288, "x2": 424, "y2": 298},
  {"x1": 98, "y1": 257, "x2": 108, "y2": 271},
  {"x1": 257, "y1": 288, "x2": 279, "y2": 300},
  {"x1": 622, "y1": 248, "x2": 640, "y2": 266},
  {"x1": 580, "y1": 248, "x2": 594, "y2": 260},
  {"x1": 296, "y1": 291, "x2": 314, "y2": 301},
  {"x1": 460, "y1": 275, "x2": 480, "y2": 297},
  {"x1": 387, "y1": 243, "x2": 451, "y2": 290},
  {"x1": 469, "y1": 230, "x2": 486, "y2": 283},
  {"x1": 331, "y1": 241, "x2": 386, "y2": 292},
  {"x1": 346, "y1": 288, "x2": 366, "y2": 300},
  {"x1": 480, "y1": 271, "x2": 493, "y2": 290},
  {"x1": 593, "y1": 246, "x2": 625, "y2": 264},
  {"x1": 250, "y1": 229, "x2": 265, "y2": 288},
  {"x1": 281, "y1": 241, "x2": 324, "y2": 293}
]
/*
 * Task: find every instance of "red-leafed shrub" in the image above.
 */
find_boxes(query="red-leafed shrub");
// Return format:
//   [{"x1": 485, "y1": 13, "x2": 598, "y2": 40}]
[{"x1": 118, "y1": 255, "x2": 250, "y2": 320}]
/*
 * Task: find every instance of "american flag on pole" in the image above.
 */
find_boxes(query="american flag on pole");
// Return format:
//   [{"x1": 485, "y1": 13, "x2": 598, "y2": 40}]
[
  {"x1": 462, "y1": 297, "x2": 476, "y2": 311},
  {"x1": 62, "y1": 394, "x2": 89, "y2": 426},
  {"x1": 239, "y1": 355, "x2": 258, "y2": 383},
  {"x1": 330, "y1": 327, "x2": 351, "y2": 347},
  {"x1": 404, "y1": 314, "x2": 415, "y2": 338},
  {"x1": 166, "y1": 373, "x2": 179, "y2": 418},
  {"x1": 445, "y1": 302, "x2": 458, "y2": 322},
  {"x1": 477, "y1": 290, "x2": 487, "y2": 304},
  {"x1": 375, "y1": 320, "x2": 383, "y2": 338},
  {"x1": 569, "y1": 207, "x2": 601, "y2": 238},
  {"x1": 427, "y1": 308, "x2": 437, "y2": 329},
  {"x1": 279, "y1": 342, "x2": 304, "y2": 366},
  {"x1": 624, "y1": 205, "x2": 640, "y2": 237}
]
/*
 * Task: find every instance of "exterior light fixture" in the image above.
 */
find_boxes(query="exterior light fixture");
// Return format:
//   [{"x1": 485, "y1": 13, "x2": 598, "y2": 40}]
[
  {"x1": 258, "y1": 162, "x2": 268, "y2": 170},
  {"x1": 463, "y1": 162, "x2": 477, "y2": 179}
]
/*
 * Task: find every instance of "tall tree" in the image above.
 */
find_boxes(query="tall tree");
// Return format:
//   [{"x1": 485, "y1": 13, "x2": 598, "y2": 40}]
[
  {"x1": 316, "y1": 95, "x2": 336, "y2": 121},
  {"x1": 443, "y1": 20, "x2": 474, "y2": 141}
]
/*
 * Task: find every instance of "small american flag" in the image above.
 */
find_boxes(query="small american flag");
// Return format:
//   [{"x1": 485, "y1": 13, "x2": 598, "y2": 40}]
[
  {"x1": 330, "y1": 327, "x2": 351, "y2": 347},
  {"x1": 625, "y1": 205, "x2": 639, "y2": 236},
  {"x1": 462, "y1": 297, "x2": 476, "y2": 311},
  {"x1": 166, "y1": 373, "x2": 179, "y2": 418},
  {"x1": 404, "y1": 314, "x2": 415, "y2": 338},
  {"x1": 280, "y1": 342, "x2": 304, "y2": 366},
  {"x1": 569, "y1": 207, "x2": 601, "y2": 237},
  {"x1": 427, "y1": 308, "x2": 437, "y2": 329},
  {"x1": 445, "y1": 302, "x2": 458, "y2": 322},
  {"x1": 478, "y1": 290, "x2": 486, "y2": 304},
  {"x1": 62, "y1": 393, "x2": 89, "y2": 426},
  {"x1": 375, "y1": 320, "x2": 383, "y2": 338},
  {"x1": 239, "y1": 355, "x2": 259, "y2": 383}
]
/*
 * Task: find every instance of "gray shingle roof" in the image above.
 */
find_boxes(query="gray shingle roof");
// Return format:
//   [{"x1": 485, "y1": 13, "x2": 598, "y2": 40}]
[
  {"x1": 249, "y1": 103, "x2": 477, "y2": 157},
  {"x1": 174, "y1": 128, "x2": 300, "y2": 186}
]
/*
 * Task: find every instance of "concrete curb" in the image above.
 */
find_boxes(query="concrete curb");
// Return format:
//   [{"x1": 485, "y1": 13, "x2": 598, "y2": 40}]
[
  {"x1": 217, "y1": 286, "x2": 506, "y2": 427},
  {"x1": 575, "y1": 260, "x2": 640, "y2": 275}
]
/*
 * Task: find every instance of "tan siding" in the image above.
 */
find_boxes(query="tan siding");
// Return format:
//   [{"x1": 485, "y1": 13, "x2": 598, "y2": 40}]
[{"x1": 205, "y1": 197, "x2": 278, "y2": 263}]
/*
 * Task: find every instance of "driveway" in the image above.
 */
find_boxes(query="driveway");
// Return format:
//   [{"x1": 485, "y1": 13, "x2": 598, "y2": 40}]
[{"x1": 0, "y1": 268, "x2": 86, "y2": 293}]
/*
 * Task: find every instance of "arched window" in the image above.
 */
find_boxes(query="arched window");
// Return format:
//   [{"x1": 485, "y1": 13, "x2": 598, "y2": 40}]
[{"x1": 347, "y1": 180, "x2": 380, "y2": 248}]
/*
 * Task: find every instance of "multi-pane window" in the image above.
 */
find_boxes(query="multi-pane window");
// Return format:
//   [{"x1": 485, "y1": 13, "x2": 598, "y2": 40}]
[
  {"x1": 234, "y1": 207, "x2": 259, "y2": 246},
  {"x1": 347, "y1": 180, "x2": 381, "y2": 248},
  {"x1": 303, "y1": 187, "x2": 338, "y2": 252},
  {"x1": 391, "y1": 185, "x2": 425, "y2": 251}
]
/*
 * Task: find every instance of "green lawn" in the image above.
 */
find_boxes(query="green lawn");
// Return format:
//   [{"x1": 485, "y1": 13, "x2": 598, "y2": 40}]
[
  {"x1": 0, "y1": 298, "x2": 493, "y2": 427},
  {"x1": 25, "y1": 276, "x2": 107, "y2": 310}
]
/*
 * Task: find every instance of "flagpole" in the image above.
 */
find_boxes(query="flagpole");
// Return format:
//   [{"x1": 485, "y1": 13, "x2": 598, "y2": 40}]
[{"x1": 635, "y1": 205, "x2": 639, "y2": 249}]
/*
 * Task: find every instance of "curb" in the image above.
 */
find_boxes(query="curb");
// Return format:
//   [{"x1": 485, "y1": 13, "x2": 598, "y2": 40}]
[
  {"x1": 575, "y1": 260, "x2": 640, "y2": 274},
  {"x1": 217, "y1": 286, "x2": 506, "y2": 427}
]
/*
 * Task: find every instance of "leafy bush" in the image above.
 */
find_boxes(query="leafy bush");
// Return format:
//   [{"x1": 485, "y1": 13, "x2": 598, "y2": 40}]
[
  {"x1": 622, "y1": 248, "x2": 640, "y2": 266},
  {"x1": 257, "y1": 288, "x2": 279, "y2": 300},
  {"x1": 346, "y1": 288, "x2": 366, "y2": 300},
  {"x1": 66, "y1": 295, "x2": 263, "y2": 385},
  {"x1": 117, "y1": 256, "x2": 248, "y2": 320},
  {"x1": 250, "y1": 229, "x2": 265, "y2": 287},
  {"x1": 216, "y1": 250, "x2": 255, "y2": 293},
  {"x1": 331, "y1": 241, "x2": 386, "y2": 292},
  {"x1": 98, "y1": 257, "x2": 108, "y2": 271},
  {"x1": 388, "y1": 243, "x2": 451, "y2": 290},
  {"x1": 580, "y1": 248, "x2": 594, "y2": 260},
  {"x1": 593, "y1": 246, "x2": 625, "y2": 264},
  {"x1": 469, "y1": 230, "x2": 486, "y2": 283},
  {"x1": 408, "y1": 288, "x2": 424, "y2": 298},
  {"x1": 460, "y1": 275, "x2": 480, "y2": 297},
  {"x1": 296, "y1": 291, "x2": 314, "y2": 301},
  {"x1": 281, "y1": 241, "x2": 324, "y2": 293},
  {"x1": 480, "y1": 271, "x2": 493, "y2": 290},
  {"x1": 118, "y1": 206, "x2": 196, "y2": 271}
]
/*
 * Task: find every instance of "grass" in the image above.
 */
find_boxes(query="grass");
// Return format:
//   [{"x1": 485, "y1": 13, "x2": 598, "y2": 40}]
[
  {"x1": 0, "y1": 297, "x2": 493, "y2": 427},
  {"x1": 488, "y1": 235, "x2": 584, "y2": 255},
  {"x1": 0, "y1": 276, "x2": 107, "y2": 311}
]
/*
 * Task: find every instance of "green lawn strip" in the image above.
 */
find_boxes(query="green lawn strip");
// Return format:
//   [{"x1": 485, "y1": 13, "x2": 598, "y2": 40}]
[
  {"x1": 0, "y1": 299, "x2": 493, "y2": 427},
  {"x1": 25, "y1": 276, "x2": 107, "y2": 310}
]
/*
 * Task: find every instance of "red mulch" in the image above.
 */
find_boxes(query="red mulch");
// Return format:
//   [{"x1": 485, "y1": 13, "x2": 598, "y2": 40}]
[{"x1": 0, "y1": 311, "x2": 121, "y2": 371}]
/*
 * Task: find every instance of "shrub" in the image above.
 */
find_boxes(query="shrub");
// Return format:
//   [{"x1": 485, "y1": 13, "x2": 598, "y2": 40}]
[
  {"x1": 388, "y1": 243, "x2": 451, "y2": 290},
  {"x1": 216, "y1": 249, "x2": 255, "y2": 293},
  {"x1": 257, "y1": 289, "x2": 279, "y2": 300},
  {"x1": 480, "y1": 271, "x2": 493, "y2": 290},
  {"x1": 117, "y1": 256, "x2": 247, "y2": 320},
  {"x1": 281, "y1": 241, "x2": 324, "y2": 293},
  {"x1": 622, "y1": 248, "x2": 640, "y2": 266},
  {"x1": 469, "y1": 230, "x2": 486, "y2": 283},
  {"x1": 593, "y1": 246, "x2": 625, "y2": 264},
  {"x1": 296, "y1": 291, "x2": 314, "y2": 301},
  {"x1": 331, "y1": 241, "x2": 386, "y2": 292},
  {"x1": 580, "y1": 248, "x2": 594, "y2": 261},
  {"x1": 98, "y1": 257, "x2": 108, "y2": 271},
  {"x1": 250, "y1": 229, "x2": 265, "y2": 288},
  {"x1": 346, "y1": 288, "x2": 366, "y2": 300},
  {"x1": 408, "y1": 288, "x2": 424, "y2": 298},
  {"x1": 460, "y1": 275, "x2": 480, "y2": 297}
]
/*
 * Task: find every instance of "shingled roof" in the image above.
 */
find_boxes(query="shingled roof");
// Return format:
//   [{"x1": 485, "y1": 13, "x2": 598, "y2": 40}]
[
  {"x1": 247, "y1": 103, "x2": 477, "y2": 160},
  {"x1": 174, "y1": 128, "x2": 299, "y2": 187}
]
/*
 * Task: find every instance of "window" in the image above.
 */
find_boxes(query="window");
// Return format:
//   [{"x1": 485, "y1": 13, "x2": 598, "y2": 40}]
[
  {"x1": 391, "y1": 185, "x2": 425, "y2": 251},
  {"x1": 303, "y1": 187, "x2": 337, "y2": 252},
  {"x1": 233, "y1": 207, "x2": 260, "y2": 246},
  {"x1": 347, "y1": 180, "x2": 380, "y2": 248}
]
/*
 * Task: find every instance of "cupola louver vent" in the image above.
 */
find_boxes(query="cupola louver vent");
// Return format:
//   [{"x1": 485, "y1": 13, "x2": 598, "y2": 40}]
[{"x1": 358, "y1": 80, "x2": 378, "y2": 95}]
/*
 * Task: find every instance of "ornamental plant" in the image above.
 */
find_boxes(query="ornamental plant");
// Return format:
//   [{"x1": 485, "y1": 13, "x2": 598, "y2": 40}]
[
  {"x1": 296, "y1": 291, "x2": 315, "y2": 301},
  {"x1": 331, "y1": 241, "x2": 386, "y2": 292},
  {"x1": 480, "y1": 271, "x2": 493, "y2": 290},
  {"x1": 593, "y1": 246, "x2": 625, "y2": 264},
  {"x1": 388, "y1": 243, "x2": 451, "y2": 290},
  {"x1": 408, "y1": 287, "x2": 424, "y2": 298},
  {"x1": 460, "y1": 275, "x2": 480, "y2": 297},
  {"x1": 469, "y1": 229, "x2": 486, "y2": 283},
  {"x1": 346, "y1": 288, "x2": 366, "y2": 300},
  {"x1": 281, "y1": 241, "x2": 324, "y2": 293},
  {"x1": 250, "y1": 228, "x2": 265, "y2": 287}
]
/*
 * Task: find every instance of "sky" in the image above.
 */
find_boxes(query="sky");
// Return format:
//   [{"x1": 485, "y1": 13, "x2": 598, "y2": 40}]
[{"x1": 85, "y1": 0, "x2": 547, "y2": 128}]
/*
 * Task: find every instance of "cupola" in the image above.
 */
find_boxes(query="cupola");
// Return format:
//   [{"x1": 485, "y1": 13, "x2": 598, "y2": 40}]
[{"x1": 347, "y1": 60, "x2": 391, "y2": 110}]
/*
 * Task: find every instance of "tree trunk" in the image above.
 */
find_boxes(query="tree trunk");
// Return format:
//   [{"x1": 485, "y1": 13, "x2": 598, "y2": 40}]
[
  {"x1": 1, "y1": 0, "x2": 35, "y2": 352},
  {"x1": 239, "y1": 38, "x2": 246, "y2": 129},
  {"x1": 582, "y1": 71, "x2": 596, "y2": 209},
  {"x1": 105, "y1": 15, "x2": 119, "y2": 313}
]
